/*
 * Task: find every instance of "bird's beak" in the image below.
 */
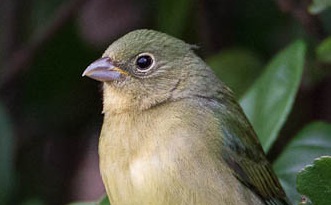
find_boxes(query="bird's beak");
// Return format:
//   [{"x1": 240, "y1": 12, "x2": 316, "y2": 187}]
[{"x1": 82, "y1": 57, "x2": 128, "y2": 82}]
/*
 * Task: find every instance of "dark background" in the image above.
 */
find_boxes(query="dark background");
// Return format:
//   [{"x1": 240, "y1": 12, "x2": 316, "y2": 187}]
[{"x1": 0, "y1": 0, "x2": 330, "y2": 204}]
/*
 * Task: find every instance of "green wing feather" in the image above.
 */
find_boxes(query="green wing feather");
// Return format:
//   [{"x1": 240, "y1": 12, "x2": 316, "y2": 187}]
[{"x1": 210, "y1": 96, "x2": 291, "y2": 205}]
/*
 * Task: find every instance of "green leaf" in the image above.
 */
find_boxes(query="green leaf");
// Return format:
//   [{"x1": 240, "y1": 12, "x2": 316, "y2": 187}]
[
  {"x1": 308, "y1": 0, "x2": 331, "y2": 14},
  {"x1": 98, "y1": 196, "x2": 110, "y2": 205},
  {"x1": 0, "y1": 101, "x2": 14, "y2": 204},
  {"x1": 273, "y1": 122, "x2": 331, "y2": 204},
  {"x1": 67, "y1": 195, "x2": 109, "y2": 205},
  {"x1": 297, "y1": 156, "x2": 331, "y2": 205},
  {"x1": 156, "y1": 0, "x2": 192, "y2": 37},
  {"x1": 316, "y1": 36, "x2": 331, "y2": 63},
  {"x1": 207, "y1": 48, "x2": 264, "y2": 97},
  {"x1": 240, "y1": 40, "x2": 306, "y2": 152}
]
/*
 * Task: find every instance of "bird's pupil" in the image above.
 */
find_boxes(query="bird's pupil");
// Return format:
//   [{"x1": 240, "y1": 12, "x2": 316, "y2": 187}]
[{"x1": 136, "y1": 55, "x2": 152, "y2": 70}]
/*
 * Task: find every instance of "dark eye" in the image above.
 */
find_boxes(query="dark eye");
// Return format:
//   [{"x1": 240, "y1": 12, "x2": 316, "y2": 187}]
[{"x1": 136, "y1": 54, "x2": 153, "y2": 71}]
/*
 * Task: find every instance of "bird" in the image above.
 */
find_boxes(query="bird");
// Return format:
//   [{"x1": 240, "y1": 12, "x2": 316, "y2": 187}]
[{"x1": 82, "y1": 29, "x2": 291, "y2": 205}]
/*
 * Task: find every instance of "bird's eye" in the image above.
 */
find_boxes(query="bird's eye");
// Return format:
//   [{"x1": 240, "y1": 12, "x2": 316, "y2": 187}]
[{"x1": 136, "y1": 53, "x2": 154, "y2": 71}]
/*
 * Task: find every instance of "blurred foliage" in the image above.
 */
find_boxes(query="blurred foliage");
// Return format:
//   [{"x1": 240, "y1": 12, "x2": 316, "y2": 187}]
[
  {"x1": 309, "y1": 0, "x2": 331, "y2": 14},
  {"x1": 98, "y1": 196, "x2": 110, "y2": 205},
  {"x1": 317, "y1": 36, "x2": 331, "y2": 63},
  {"x1": 207, "y1": 48, "x2": 264, "y2": 98},
  {"x1": 68, "y1": 194, "x2": 108, "y2": 205},
  {"x1": 0, "y1": 101, "x2": 14, "y2": 204},
  {"x1": 273, "y1": 122, "x2": 331, "y2": 204},
  {"x1": 297, "y1": 156, "x2": 331, "y2": 205},
  {"x1": 157, "y1": 0, "x2": 193, "y2": 37},
  {"x1": 29, "y1": 0, "x2": 63, "y2": 32},
  {"x1": 240, "y1": 40, "x2": 305, "y2": 152},
  {"x1": 1, "y1": 0, "x2": 331, "y2": 204}
]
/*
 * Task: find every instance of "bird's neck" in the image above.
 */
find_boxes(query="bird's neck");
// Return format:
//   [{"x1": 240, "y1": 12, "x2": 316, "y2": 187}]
[
  {"x1": 102, "y1": 82, "x2": 175, "y2": 114},
  {"x1": 102, "y1": 83, "x2": 132, "y2": 114}
]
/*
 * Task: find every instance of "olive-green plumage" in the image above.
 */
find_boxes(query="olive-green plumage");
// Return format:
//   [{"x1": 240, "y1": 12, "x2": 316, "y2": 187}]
[{"x1": 83, "y1": 29, "x2": 291, "y2": 205}]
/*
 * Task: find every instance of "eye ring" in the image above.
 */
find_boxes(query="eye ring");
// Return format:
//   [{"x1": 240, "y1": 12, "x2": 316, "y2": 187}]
[{"x1": 135, "y1": 53, "x2": 155, "y2": 72}]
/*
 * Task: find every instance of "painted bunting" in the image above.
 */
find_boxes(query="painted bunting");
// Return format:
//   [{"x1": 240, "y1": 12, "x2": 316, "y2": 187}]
[{"x1": 83, "y1": 29, "x2": 291, "y2": 205}]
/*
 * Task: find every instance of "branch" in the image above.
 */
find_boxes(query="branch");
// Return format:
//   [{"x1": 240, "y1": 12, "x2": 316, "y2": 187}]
[{"x1": 0, "y1": 0, "x2": 87, "y2": 90}]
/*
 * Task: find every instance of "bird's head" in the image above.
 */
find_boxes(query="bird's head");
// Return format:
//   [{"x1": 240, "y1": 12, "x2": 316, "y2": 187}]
[{"x1": 83, "y1": 29, "x2": 224, "y2": 113}]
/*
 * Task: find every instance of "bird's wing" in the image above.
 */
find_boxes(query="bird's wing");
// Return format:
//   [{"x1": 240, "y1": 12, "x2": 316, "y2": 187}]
[{"x1": 212, "y1": 99, "x2": 291, "y2": 205}]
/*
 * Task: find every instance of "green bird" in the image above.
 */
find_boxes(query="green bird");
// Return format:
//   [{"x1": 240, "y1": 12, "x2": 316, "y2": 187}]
[{"x1": 83, "y1": 29, "x2": 290, "y2": 205}]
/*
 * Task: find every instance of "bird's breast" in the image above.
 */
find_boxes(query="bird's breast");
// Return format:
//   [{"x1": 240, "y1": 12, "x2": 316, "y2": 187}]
[
  {"x1": 98, "y1": 100, "x2": 262, "y2": 205},
  {"x1": 129, "y1": 154, "x2": 162, "y2": 188},
  {"x1": 98, "y1": 111, "x2": 176, "y2": 204}
]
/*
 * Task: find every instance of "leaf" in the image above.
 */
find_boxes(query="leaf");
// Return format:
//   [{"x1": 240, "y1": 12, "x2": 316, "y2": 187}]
[
  {"x1": 297, "y1": 156, "x2": 331, "y2": 205},
  {"x1": 156, "y1": 0, "x2": 192, "y2": 37},
  {"x1": 67, "y1": 195, "x2": 109, "y2": 205},
  {"x1": 316, "y1": 36, "x2": 331, "y2": 63},
  {"x1": 0, "y1": 101, "x2": 14, "y2": 204},
  {"x1": 207, "y1": 48, "x2": 264, "y2": 97},
  {"x1": 98, "y1": 196, "x2": 110, "y2": 205},
  {"x1": 240, "y1": 40, "x2": 306, "y2": 152},
  {"x1": 273, "y1": 122, "x2": 331, "y2": 204},
  {"x1": 308, "y1": 0, "x2": 331, "y2": 14}
]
